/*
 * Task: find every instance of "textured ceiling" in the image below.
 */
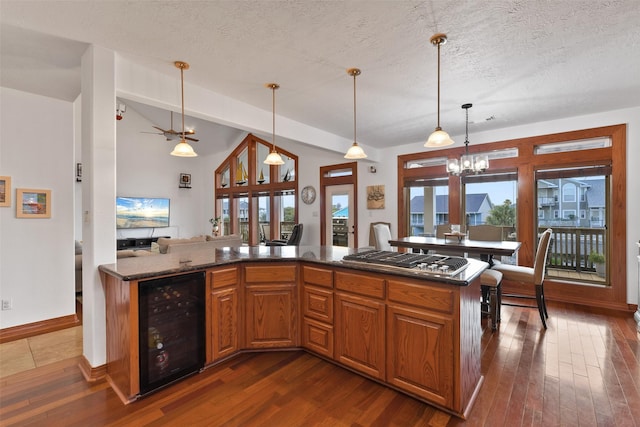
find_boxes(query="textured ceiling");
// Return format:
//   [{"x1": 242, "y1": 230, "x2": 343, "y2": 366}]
[{"x1": 1, "y1": 0, "x2": 639, "y2": 151}]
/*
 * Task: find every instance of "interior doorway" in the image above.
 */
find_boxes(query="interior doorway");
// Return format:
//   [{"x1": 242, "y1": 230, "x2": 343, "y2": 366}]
[{"x1": 319, "y1": 162, "x2": 358, "y2": 248}]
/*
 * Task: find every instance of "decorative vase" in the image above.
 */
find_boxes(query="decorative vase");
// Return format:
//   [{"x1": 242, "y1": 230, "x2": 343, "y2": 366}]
[{"x1": 212, "y1": 225, "x2": 219, "y2": 236}]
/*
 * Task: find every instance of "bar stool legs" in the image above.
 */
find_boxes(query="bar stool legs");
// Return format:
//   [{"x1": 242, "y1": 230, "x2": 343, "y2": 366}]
[{"x1": 480, "y1": 269, "x2": 503, "y2": 331}]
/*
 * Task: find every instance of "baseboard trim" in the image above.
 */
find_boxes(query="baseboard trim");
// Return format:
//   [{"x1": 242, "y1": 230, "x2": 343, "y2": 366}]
[
  {"x1": 0, "y1": 313, "x2": 81, "y2": 344},
  {"x1": 78, "y1": 355, "x2": 107, "y2": 382}
]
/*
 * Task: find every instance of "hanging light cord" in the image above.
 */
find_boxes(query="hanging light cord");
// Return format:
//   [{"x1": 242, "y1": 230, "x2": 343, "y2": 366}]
[
  {"x1": 464, "y1": 105, "x2": 469, "y2": 155},
  {"x1": 272, "y1": 85, "x2": 276, "y2": 151},
  {"x1": 180, "y1": 65, "x2": 185, "y2": 142},
  {"x1": 353, "y1": 71, "x2": 357, "y2": 143},
  {"x1": 436, "y1": 40, "x2": 441, "y2": 129}
]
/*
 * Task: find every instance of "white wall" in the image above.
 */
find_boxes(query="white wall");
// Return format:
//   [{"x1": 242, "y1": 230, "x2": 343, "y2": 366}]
[{"x1": 0, "y1": 87, "x2": 76, "y2": 328}]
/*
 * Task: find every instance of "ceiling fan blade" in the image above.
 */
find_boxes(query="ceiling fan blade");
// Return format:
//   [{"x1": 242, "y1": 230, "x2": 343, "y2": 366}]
[
  {"x1": 141, "y1": 131, "x2": 163, "y2": 135},
  {"x1": 152, "y1": 126, "x2": 169, "y2": 133},
  {"x1": 184, "y1": 136, "x2": 199, "y2": 142}
]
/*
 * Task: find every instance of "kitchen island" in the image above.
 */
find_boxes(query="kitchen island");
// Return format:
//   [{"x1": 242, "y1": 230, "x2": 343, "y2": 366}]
[{"x1": 99, "y1": 245, "x2": 487, "y2": 419}]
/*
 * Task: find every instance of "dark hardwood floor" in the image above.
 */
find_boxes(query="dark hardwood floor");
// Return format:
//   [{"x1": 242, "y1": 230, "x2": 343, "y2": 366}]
[{"x1": 0, "y1": 301, "x2": 638, "y2": 426}]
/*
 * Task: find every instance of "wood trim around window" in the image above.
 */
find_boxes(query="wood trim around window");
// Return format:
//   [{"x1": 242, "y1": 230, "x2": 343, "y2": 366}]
[{"x1": 397, "y1": 124, "x2": 628, "y2": 311}]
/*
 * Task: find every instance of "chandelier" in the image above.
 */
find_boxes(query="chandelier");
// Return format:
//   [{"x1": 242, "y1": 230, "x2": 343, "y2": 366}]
[{"x1": 446, "y1": 103, "x2": 489, "y2": 175}]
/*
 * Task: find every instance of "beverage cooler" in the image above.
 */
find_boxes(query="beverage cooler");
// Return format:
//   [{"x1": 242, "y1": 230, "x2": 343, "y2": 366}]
[{"x1": 138, "y1": 271, "x2": 205, "y2": 395}]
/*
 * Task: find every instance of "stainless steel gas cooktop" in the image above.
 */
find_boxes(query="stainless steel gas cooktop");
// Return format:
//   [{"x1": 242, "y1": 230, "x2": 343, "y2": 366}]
[{"x1": 342, "y1": 250, "x2": 469, "y2": 276}]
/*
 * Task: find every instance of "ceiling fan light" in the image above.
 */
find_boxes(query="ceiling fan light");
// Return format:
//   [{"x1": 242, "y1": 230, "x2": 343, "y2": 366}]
[
  {"x1": 170, "y1": 140, "x2": 198, "y2": 157},
  {"x1": 425, "y1": 128, "x2": 454, "y2": 147},
  {"x1": 264, "y1": 150, "x2": 285, "y2": 165},
  {"x1": 344, "y1": 142, "x2": 367, "y2": 159}
]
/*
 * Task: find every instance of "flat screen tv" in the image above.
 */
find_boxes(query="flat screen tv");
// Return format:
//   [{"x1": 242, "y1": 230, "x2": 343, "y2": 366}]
[{"x1": 116, "y1": 197, "x2": 170, "y2": 229}]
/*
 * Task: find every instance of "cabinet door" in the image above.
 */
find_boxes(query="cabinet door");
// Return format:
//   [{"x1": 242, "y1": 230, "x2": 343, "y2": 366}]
[
  {"x1": 302, "y1": 285, "x2": 333, "y2": 323},
  {"x1": 386, "y1": 304, "x2": 454, "y2": 407},
  {"x1": 302, "y1": 317, "x2": 333, "y2": 358},
  {"x1": 334, "y1": 293, "x2": 385, "y2": 379},
  {"x1": 211, "y1": 286, "x2": 239, "y2": 361},
  {"x1": 245, "y1": 285, "x2": 297, "y2": 348}
]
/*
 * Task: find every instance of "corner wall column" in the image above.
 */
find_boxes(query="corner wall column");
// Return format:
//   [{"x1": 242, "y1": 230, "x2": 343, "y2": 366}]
[{"x1": 80, "y1": 45, "x2": 117, "y2": 367}]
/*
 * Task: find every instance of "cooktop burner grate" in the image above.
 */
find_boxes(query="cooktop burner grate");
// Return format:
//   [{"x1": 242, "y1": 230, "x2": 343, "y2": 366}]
[{"x1": 342, "y1": 250, "x2": 469, "y2": 275}]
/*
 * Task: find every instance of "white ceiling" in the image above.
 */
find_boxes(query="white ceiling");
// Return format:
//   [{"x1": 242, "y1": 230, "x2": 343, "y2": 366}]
[{"x1": 2, "y1": 0, "x2": 640, "y2": 152}]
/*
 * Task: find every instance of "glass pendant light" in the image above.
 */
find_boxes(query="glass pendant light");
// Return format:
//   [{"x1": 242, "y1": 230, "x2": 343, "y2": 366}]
[
  {"x1": 344, "y1": 68, "x2": 367, "y2": 159},
  {"x1": 263, "y1": 83, "x2": 285, "y2": 165},
  {"x1": 425, "y1": 33, "x2": 454, "y2": 148},
  {"x1": 170, "y1": 61, "x2": 198, "y2": 157},
  {"x1": 447, "y1": 103, "x2": 489, "y2": 175}
]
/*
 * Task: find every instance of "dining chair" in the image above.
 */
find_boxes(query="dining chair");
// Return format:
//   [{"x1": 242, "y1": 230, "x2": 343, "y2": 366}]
[
  {"x1": 265, "y1": 224, "x2": 303, "y2": 246},
  {"x1": 467, "y1": 224, "x2": 503, "y2": 241},
  {"x1": 492, "y1": 228, "x2": 553, "y2": 329},
  {"x1": 373, "y1": 223, "x2": 393, "y2": 251},
  {"x1": 369, "y1": 222, "x2": 391, "y2": 248},
  {"x1": 261, "y1": 224, "x2": 270, "y2": 243}
]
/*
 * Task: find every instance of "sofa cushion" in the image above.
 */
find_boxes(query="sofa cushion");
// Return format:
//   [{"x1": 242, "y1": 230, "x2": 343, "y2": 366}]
[{"x1": 156, "y1": 236, "x2": 207, "y2": 254}]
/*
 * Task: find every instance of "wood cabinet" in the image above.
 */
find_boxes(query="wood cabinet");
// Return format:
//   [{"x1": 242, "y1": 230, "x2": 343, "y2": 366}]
[
  {"x1": 208, "y1": 267, "x2": 239, "y2": 363},
  {"x1": 101, "y1": 257, "x2": 482, "y2": 418},
  {"x1": 386, "y1": 304, "x2": 454, "y2": 407},
  {"x1": 334, "y1": 270, "x2": 386, "y2": 380},
  {"x1": 301, "y1": 264, "x2": 334, "y2": 358},
  {"x1": 244, "y1": 264, "x2": 298, "y2": 348}
]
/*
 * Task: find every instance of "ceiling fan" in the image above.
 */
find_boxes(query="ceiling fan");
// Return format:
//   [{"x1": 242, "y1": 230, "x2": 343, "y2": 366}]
[{"x1": 142, "y1": 111, "x2": 199, "y2": 142}]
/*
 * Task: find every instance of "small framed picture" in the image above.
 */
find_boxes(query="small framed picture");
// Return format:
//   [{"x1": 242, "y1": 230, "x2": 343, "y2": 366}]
[
  {"x1": 16, "y1": 188, "x2": 51, "y2": 218},
  {"x1": 0, "y1": 176, "x2": 10, "y2": 207},
  {"x1": 179, "y1": 173, "x2": 192, "y2": 188}
]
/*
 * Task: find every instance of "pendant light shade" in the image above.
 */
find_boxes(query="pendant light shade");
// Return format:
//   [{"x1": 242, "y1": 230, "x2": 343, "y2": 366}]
[
  {"x1": 344, "y1": 68, "x2": 367, "y2": 159},
  {"x1": 425, "y1": 33, "x2": 454, "y2": 148},
  {"x1": 264, "y1": 83, "x2": 285, "y2": 166},
  {"x1": 171, "y1": 61, "x2": 198, "y2": 157}
]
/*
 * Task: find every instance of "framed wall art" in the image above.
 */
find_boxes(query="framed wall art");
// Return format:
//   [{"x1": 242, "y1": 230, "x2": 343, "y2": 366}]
[
  {"x1": 16, "y1": 188, "x2": 51, "y2": 218},
  {"x1": 366, "y1": 185, "x2": 385, "y2": 209},
  {"x1": 0, "y1": 176, "x2": 10, "y2": 207},
  {"x1": 179, "y1": 173, "x2": 192, "y2": 188}
]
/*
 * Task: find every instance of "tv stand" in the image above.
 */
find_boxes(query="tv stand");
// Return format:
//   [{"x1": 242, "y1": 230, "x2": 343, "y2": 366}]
[{"x1": 117, "y1": 236, "x2": 167, "y2": 251}]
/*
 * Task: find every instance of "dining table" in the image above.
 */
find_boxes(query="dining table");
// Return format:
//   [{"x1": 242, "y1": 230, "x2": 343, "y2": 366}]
[{"x1": 388, "y1": 236, "x2": 522, "y2": 266}]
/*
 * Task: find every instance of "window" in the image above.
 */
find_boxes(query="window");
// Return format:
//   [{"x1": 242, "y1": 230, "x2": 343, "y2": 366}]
[
  {"x1": 563, "y1": 183, "x2": 576, "y2": 202},
  {"x1": 397, "y1": 124, "x2": 624, "y2": 308},
  {"x1": 215, "y1": 134, "x2": 298, "y2": 245}
]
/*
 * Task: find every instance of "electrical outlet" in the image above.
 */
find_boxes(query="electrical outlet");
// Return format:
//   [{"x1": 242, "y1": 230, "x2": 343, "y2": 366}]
[{"x1": 2, "y1": 299, "x2": 12, "y2": 310}]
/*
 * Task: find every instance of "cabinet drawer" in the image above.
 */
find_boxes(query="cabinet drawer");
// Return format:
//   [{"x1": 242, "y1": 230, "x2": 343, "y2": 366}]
[
  {"x1": 302, "y1": 285, "x2": 333, "y2": 323},
  {"x1": 244, "y1": 264, "x2": 297, "y2": 283},
  {"x1": 387, "y1": 279, "x2": 454, "y2": 314},
  {"x1": 209, "y1": 267, "x2": 238, "y2": 289},
  {"x1": 302, "y1": 318, "x2": 334, "y2": 358},
  {"x1": 302, "y1": 265, "x2": 333, "y2": 288},
  {"x1": 335, "y1": 271, "x2": 385, "y2": 299}
]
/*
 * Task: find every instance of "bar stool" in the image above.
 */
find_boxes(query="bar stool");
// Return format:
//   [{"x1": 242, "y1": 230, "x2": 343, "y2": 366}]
[{"x1": 480, "y1": 269, "x2": 503, "y2": 331}]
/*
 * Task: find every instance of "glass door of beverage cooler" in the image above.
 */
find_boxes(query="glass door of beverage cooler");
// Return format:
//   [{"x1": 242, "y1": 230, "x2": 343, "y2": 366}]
[{"x1": 138, "y1": 271, "x2": 205, "y2": 395}]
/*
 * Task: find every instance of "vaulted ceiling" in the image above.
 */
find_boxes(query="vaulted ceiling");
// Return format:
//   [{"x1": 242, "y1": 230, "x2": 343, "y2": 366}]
[{"x1": 2, "y1": 1, "x2": 639, "y2": 154}]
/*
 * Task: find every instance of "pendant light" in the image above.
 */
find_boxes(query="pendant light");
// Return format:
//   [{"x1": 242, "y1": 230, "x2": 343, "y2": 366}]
[
  {"x1": 344, "y1": 68, "x2": 367, "y2": 159},
  {"x1": 170, "y1": 61, "x2": 198, "y2": 157},
  {"x1": 446, "y1": 103, "x2": 489, "y2": 175},
  {"x1": 424, "y1": 33, "x2": 454, "y2": 148},
  {"x1": 263, "y1": 83, "x2": 285, "y2": 165}
]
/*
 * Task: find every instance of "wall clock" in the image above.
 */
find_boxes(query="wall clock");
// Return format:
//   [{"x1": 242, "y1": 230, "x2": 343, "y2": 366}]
[{"x1": 301, "y1": 185, "x2": 316, "y2": 204}]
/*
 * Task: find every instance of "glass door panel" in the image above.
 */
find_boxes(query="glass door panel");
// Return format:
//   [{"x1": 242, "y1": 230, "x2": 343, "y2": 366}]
[
  {"x1": 406, "y1": 180, "x2": 449, "y2": 237},
  {"x1": 536, "y1": 168, "x2": 609, "y2": 285}
]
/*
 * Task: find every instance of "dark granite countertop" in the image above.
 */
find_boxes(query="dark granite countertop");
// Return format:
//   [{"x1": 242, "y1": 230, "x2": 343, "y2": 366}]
[{"x1": 98, "y1": 245, "x2": 488, "y2": 286}]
